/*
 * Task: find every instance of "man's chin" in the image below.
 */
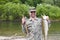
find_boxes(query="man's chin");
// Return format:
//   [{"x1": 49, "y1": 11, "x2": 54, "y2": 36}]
[{"x1": 32, "y1": 17, "x2": 35, "y2": 18}]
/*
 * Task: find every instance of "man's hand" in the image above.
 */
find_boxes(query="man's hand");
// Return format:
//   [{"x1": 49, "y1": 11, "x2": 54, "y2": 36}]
[
  {"x1": 46, "y1": 16, "x2": 49, "y2": 21},
  {"x1": 22, "y1": 16, "x2": 26, "y2": 24}
]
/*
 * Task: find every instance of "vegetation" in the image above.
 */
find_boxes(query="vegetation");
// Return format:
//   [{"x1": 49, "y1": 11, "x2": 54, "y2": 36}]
[
  {"x1": 36, "y1": 4, "x2": 60, "y2": 20},
  {"x1": 0, "y1": 2, "x2": 29, "y2": 21},
  {"x1": 0, "y1": 0, "x2": 60, "y2": 21},
  {"x1": 0, "y1": 3, "x2": 60, "y2": 21}
]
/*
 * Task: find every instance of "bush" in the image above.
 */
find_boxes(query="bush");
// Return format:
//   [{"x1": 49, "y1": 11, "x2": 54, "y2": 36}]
[
  {"x1": 0, "y1": 2, "x2": 29, "y2": 21},
  {"x1": 0, "y1": 3, "x2": 60, "y2": 20},
  {"x1": 36, "y1": 4, "x2": 60, "y2": 20}
]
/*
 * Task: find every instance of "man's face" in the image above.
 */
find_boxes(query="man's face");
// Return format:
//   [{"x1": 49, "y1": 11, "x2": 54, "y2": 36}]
[{"x1": 30, "y1": 11, "x2": 36, "y2": 18}]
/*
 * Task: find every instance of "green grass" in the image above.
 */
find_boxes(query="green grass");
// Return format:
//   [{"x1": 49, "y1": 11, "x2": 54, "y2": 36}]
[{"x1": 0, "y1": 21, "x2": 60, "y2": 36}]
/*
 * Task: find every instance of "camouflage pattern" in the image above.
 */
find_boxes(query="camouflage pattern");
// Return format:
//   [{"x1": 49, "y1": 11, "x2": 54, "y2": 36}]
[
  {"x1": 22, "y1": 17, "x2": 28, "y2": 34},
  {"x1": 26, "y1": 18, "x2": 42, "y2": 40}
]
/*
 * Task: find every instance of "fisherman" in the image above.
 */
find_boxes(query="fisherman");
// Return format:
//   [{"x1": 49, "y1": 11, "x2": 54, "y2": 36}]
[{"x1": 22, "y1": 7, "x2": 43, "y2": 40}]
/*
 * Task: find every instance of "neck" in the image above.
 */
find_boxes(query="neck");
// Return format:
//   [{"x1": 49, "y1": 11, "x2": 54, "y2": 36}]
[
  {"x1": 30, "y1": 16, "x2": 36, "y2": 21},
  {"x1": 30, "y1": 16, "x2": 36, "y2": 18}
]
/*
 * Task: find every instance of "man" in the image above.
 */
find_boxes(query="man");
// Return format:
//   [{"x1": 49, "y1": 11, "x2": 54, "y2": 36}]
[{"x1": 22, "y1": 7, "x2": 42, "y2": 40}]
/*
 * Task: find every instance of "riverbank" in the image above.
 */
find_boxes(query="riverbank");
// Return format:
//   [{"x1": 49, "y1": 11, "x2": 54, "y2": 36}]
[{"x1": 0, "y1": 34, "x2": 60, "y2": 40}]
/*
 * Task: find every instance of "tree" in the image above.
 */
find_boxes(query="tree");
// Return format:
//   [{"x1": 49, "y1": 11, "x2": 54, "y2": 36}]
[
  {"x1": 54, "y1": 0, "x2": 60, "y2": 7},
  {"x1": 2, "y1": 2, "x2": 29, "y2": 20},
  {"x1": 25, "y1": 0, "x2": 42, "y2": 7},
  {"x1": 36, "y1": 4, "x2": 60, "y2": 20},
  {"x1": 0, "y1": 0, "x2": 21, "y2": 4},
  {"x1": 42, "y1": 0, "x2": 60, "y2": 7}
]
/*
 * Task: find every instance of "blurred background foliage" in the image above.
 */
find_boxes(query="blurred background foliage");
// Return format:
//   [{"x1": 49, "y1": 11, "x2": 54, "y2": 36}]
[
  {"x1": 0, "y1": 0, "x2": 60, "y2": 21},
  {"x1": 36, "y1": 4, "x2": 60, "y2": 20}
]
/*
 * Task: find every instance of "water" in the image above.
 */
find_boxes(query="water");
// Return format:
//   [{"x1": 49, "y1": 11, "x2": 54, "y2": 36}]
[
  {"x1": 49, "y1": 21, "x2": 60, "y2": 34},
  {"x1": 0, "y1": 21, "x2": 59, "y2": 40},
  {"x1": 0, "y1": 21, "x2": 22, "y2": 36},
  {"x1": 0, "y1": 21, "x2": 60, "y2": 36}
]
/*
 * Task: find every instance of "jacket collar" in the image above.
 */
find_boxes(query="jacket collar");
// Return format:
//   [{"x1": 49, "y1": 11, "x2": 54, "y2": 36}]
[{"x1": 29, "y1": 17, "x2": 38, "y2": 21}]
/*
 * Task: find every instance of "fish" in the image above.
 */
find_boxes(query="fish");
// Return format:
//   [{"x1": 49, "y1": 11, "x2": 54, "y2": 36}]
[{"x1": 42, "y1": 15, "x2": 49, "y2": 40}]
